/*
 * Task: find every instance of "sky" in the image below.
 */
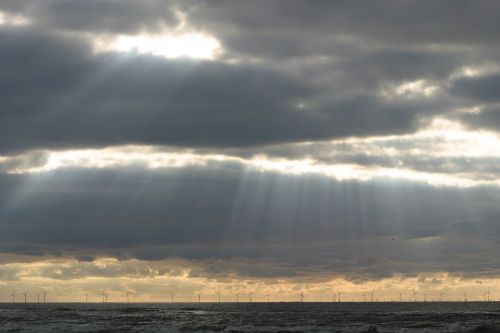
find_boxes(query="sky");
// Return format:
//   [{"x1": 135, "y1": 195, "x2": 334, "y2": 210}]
[{"x1": 1, "y1": 0, "x2": 500, "y2": 303}]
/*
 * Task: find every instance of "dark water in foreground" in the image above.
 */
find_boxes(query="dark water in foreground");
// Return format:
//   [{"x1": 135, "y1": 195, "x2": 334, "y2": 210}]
[{"x1": 2, "y1": 302, "x2": 500, "y2": 332}]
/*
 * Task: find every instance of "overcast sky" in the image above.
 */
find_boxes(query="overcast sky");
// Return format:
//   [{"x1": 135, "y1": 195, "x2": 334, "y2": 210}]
[{"x1": 1, "y1": 1, "x2": 500, "y2": 302}]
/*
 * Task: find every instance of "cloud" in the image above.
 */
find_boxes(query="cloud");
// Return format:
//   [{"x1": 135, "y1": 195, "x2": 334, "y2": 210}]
[
  {"x1": 450, "y1": 72, "x2": 500, "y2": 103},
  {"x1": 446, "y1": 72, "x2": 500, "y2": 132},
  {"x1": 1, "y1": 164, "x2": 500, "y2": 281},
  {"x1": 0, "y1": 0, "x2": 178, "y2": 34},
  {"x1": 1, "y1": 0, "x2": 500, "y2": 289},
  {"x1": 183, "y1": 1, "x2": 500, "y2": 47},
  {"x1": 0, "y1": 27, "x2": 452, "y2": 154},
  {"x1": 2, "y1": 1, "x2": 499, "y2": 154},
  {"x1": 0, "y1": 151, "x2": 48, "y2": 174}
]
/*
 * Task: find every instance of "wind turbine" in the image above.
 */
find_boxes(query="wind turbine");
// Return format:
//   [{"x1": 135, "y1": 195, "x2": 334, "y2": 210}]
[
  {"x1": 337, "y1": 290, "x2": 341, "y2": 303},
  {"x1": 22, "y1": 292, "x2": 28, "y2": 304},
  {"x1": 125, "y1": 291, "x2": 131, "y2": 303},
  {"x1": 399, "y1": 292, "x2": 403, "y2": 302},
  {"x1": 10, "y1": 292, "x2": 15, "y2": 304},
  {"x1": 267, "y1": 289, "x2": 270, "y2": 303},
  {"x1": 235, "y1": 294, "x2": 240, "y2": 303},
  {"x1": 248, "y1": 292, "x2": 255, "y2": 303},
  {"x1": 169, "y1": 293, "x2": 175, "y2": 303},
  {"x1": 362, "y1": 293, "x2": 366, "y2": 302},
  {"x1": 84, "y1": 293, "x2": 88, "y2": 303},
  {"x1": 197, "y1": 293, "x2": 201, "y2": 303},
  {"x1": 370, "y1": 290, "x2": 374, "y2": 303},
  {"x1": 423, "y1": 293, "x2": 427, "y2": 302},
  {"x1": 412, "y1": 289, "x2": 417, "y2": 302},
  {"x1": 439, "y1": 291, "x2": 444, "y2": 302},
  {"x1": 100, "y1": 291, "x2": 108, "y2": 303},
  {"x1": 216, "y1": 291, "x2": 221, "y2": 303},
  {"x1": 463, "y1": 292, "x2": 467, "y2": 302},
  {"x1": 299, "y1": 292, "x2": 304, "y2": 303},
  {"x1": 37, "y1": 293, "x2": 40, "y2": 303},
  {"x1": 486, "y1": 290, "x2": 490, "y2": 302},
  {"x1": 332, "y1": 291, "x2": 336, "y2": 303},
  {"x1": 41, "y1": 290, "x2": 47, "y2": 303}
]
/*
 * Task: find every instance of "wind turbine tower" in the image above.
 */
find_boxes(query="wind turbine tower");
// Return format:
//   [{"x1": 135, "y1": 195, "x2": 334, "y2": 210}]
[
  {"x1": 248, "y1": 292, "x2": 255, "y2": 303},
  {"x1": 126, "y1": 291, "x2": 131, "y2": 303},
  {"x1": 300, "y1": 292, "x2": 304, "y2": 303},
  {"x1": 371, "y1": 291, "x2": 374, "y2": 303},
  {"x1": 41, "y1": 290, "x2": 47, "y2": 303},
  {"x1": 100, "y1": 291, "x2": 108, "y2": 303},
  {"x1": 22, "y1": 292, "x2": 28, "y2": 304},
  {"x1": 10, "y1": 292, "x2": 15, "y2": 304},
  {"x1": 197, "y1": 293, "x2": 201, "y2": 303},
  {"x1": 169, "y1": 293, "x2": 175, "y2": 303},
  {"x1": 216, "y1": 291, "x2": 221, "y2": 303},
  {"x1": 337, "y1": 290, "x2": 341, "y2": 303}
]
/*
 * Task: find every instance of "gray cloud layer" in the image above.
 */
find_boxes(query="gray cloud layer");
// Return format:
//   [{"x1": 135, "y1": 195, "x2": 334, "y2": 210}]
[
  {"x1": 0, "y1": 26, "x2": 450, "y2": 154},
  {"x1": 2, "y1": 1, "x2": 500, "y2": 153},
  {"x1": 1, "y1": 164, "x2": 500, "y2": 280},
  {"x1": 2, "y1": 1, "x2": 500, "y2": 282}
]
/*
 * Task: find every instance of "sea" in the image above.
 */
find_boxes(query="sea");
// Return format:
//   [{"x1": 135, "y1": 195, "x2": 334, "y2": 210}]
[{"x1": 2, "y1": 302, "x2": 500, "y2": 332}]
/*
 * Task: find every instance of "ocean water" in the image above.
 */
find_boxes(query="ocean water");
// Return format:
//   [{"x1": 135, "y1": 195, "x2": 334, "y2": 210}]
[{"x1": 1, "y1": 302, "x2": 500, "y2": 332}]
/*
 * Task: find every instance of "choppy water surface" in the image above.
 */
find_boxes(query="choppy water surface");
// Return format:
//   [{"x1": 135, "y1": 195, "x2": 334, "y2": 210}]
[{"x1": 2, "y1": 302, "x2": 500, "y2": 332}]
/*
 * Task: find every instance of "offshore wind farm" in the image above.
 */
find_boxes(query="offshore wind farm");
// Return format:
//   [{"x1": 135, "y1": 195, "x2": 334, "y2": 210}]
[
  {"x1": 3, "y1": 286, "x2": 500, "y2": 331},
  {"x1": 3, "y1": 288, "x2": 499, "y2": 303}
]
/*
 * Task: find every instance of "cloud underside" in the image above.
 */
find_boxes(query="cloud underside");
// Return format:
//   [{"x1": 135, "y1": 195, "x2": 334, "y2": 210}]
[
  {"x1": 1, "y1": 0, "x2": 500, "y2": 283},
  {"x1": 2, "y1": 164, "x2": 500, "y2": 281},
  {"x1": 0, "y1": 15, "x2": 498, "y2": 154}
]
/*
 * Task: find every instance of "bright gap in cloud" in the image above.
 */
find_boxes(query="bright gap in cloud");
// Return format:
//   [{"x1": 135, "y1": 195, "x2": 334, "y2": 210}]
[
  {"x1": 0, "y1": 148, "x2": 494, "y2": 188},
  {"x1": 94, "y1": 33, "x2": 222, "y2": 60},
  {"x1": 3, "y1": 119, "x2": 500, "y2": 188},
  {"x1": 381, "y1": 79, "x2": 439, "y2": 99},
  {"x1": 0, "y1": 10, "x2": 29, "y2": 26}
]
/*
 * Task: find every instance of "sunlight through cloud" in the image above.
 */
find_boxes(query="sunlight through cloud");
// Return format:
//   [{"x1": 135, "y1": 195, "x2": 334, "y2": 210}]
[
  {"x1": 0, "y1": 10, "x2": 29, "y2": 26},
  {"x1": 94, "y1": 32, "x2": 222, "y2": 60}
]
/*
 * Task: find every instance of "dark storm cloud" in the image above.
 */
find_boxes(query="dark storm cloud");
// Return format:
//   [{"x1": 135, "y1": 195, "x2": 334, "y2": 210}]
[
  {"x1": 1, "y1": 1, "x2": 498, "y2": 152},
  {"x1": 446, "y1": 73, "x2": 500, "y2": 132},
  {"x1": 5, "y1": 0, "x2": 500, "y2": 46},
  {"x1": 182, "y1": 0, "x2": 500, "y2": 52},
  {"x1": 0, "y1": 27, "x2": 450, "y2": 153},
  {"x1": 450, "y1": 73, "x2": 500, "y2": 103},
  {"x1": 2, "y1": 0, "x2": 500, "y2": 283},
  {"x1": 0, "y1": 0, "x2": 178, "y2": 34},
  {"x1": 2, "y1": 164, "x2": 500, "y2": 280},
  {"x1": 453, "y1": 105, "x2": 500, "y2": 134}
]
